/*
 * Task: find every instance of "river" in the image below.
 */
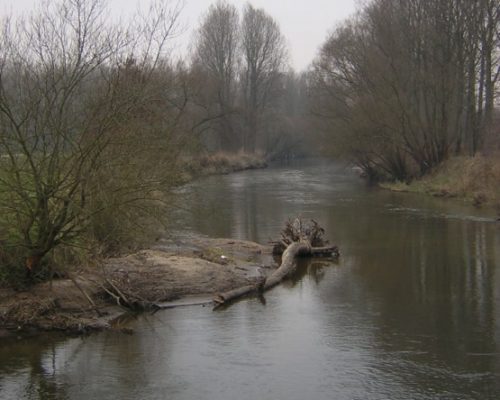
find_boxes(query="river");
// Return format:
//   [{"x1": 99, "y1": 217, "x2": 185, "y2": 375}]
[{"x1": 1, "y1": 160, "x2": 499, "y2": 399}]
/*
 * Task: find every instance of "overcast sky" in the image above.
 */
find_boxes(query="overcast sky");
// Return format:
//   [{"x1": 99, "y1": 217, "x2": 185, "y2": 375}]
[{"x1": 1, "y1": 0, "x2": 357, "y2": 70}]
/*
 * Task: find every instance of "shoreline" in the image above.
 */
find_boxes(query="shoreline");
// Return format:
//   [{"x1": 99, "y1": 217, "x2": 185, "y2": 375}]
[
  {"x1": 0, "y1": 152, "x2": 270, "y2": 338},
  {"x1": 379, "y1": 181, "x2": 500, "y2": 216},
  {"x1": 0, "y1": 236, "x2": 278, "y2": 337},
  {"x1": 180, "y1": 151, "x2": 268, "y2": 183},
  {"x1": 378, "y1": 155, "x2": 500, "y2": 216}
]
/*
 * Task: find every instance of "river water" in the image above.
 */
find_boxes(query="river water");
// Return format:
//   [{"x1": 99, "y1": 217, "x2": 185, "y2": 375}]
[{"x1": 1, "y1": 160, "x2": 499, "y2": 399}]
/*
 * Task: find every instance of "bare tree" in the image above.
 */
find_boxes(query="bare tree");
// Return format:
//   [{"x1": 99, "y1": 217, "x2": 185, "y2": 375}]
[
  {"x1": 0, "y1": 0, "x2": 184, "y2": 281},
  {"x1": 192, "y1": 1, "x2": 240, "y2": 151},
  {"x1": 240, "y1": 3, "x2": 288, "y2": 153},
  {"x1": 310, "y1": 0, "x2": 500, "y2": 181}
]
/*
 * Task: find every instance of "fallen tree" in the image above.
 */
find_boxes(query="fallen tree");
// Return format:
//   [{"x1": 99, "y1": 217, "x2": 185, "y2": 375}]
[{"x1": 213, "y1": 218, "x2": 339, "y2": 308}]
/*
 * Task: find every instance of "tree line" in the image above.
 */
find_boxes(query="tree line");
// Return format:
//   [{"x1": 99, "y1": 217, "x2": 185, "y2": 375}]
[
  {"x1": 191, "y1": 1, "x2": 308, "y2": 157},
  {"x1": 0, "y1": 0, "x2": 309, "y2": 285},
  {"x1": 309, "y1": 0, "x2": 500, "y2": 181}
]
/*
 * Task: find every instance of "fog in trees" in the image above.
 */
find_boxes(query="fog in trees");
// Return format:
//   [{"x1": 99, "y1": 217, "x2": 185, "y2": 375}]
[
  {"x1": 240, "y1": 3, "x2": 288, "y2": 153},
  {"x1": 192, "y1": 1, "x2": 240, "y2": 151},
  {"x1": 190, "y1": 1, "x2": 309, "y2": 158}
]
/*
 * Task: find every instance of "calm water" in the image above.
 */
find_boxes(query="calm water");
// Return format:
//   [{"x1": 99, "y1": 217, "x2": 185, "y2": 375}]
[{"x1": 1, "y1": 160, "x2": 499, "y2": 400}]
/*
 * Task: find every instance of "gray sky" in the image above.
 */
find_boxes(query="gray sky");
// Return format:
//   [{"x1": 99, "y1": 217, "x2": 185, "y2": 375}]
[{"x1": 1, "y1": 0, "x2": 357, "y2": 70}]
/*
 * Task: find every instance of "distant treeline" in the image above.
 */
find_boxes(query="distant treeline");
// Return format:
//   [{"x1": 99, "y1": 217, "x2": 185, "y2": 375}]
[{"x1": 190, "y1": 1, "x2": 309, "y2": 159}]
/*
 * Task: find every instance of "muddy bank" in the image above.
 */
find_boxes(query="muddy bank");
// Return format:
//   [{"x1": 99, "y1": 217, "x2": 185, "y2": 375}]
[{"x1": 0, "y1": 236, "x2": 277, "y2": 336}]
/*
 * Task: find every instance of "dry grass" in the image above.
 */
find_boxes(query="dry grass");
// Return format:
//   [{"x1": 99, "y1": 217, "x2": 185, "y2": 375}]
[
  {"x1": 382, "y1": 153, "x2": 500, "y2": 210},
  {"x1": 0, "y1": 237, "x2": 273, "y2": 333},
  {"x1": 181, "y1": 151, "x2": 267, "y2": 181}
]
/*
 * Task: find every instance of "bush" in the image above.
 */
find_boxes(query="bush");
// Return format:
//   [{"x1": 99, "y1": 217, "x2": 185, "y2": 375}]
[{"x1": 0, "y1": 0, "x2": 185, "y2": 286}]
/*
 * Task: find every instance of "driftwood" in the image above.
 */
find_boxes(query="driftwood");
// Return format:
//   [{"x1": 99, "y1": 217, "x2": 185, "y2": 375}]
[
  {"x1": 270, "y1": 218, "x2": 331, "y2": 255},
  {"x1": 262, "y1": 241, "x2": 311, "y2": 289},
  {"x1": 213, "y1": 284, "x2": 259, "y2": 306},
  {"x1": 272, "y1": 244, "x2": 339, "y2": 258},
  {"x1": 213, "y1": 219, "x2": 339, "y2": 309}
]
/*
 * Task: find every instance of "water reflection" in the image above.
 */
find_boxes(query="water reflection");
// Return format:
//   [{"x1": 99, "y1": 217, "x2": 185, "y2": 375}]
[
  {"x1": 286, "y1": 259, "x2": 336, "y2": 287},
  {"x1": 0, "y1": 335, "x2": 70, "y2": 400},
  {"x1": 1, "y1": 160, "x2": 499, "y2": 399}
]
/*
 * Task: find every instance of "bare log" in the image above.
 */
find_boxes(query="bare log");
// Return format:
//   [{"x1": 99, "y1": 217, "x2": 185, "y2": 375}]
[
  {"x1": 213, "y1": 218, "x2": 339, "y2": 309},
  {"x1": 272, "y1": 243, "x2": 339, "y2": 257},
  {"x1": 213, "y1": 241, "x2": 316, "y2": 308},
  {"x1": 263, "y1": 241, "x2": 311, "y2": 290},
  {"x1": 213, "y1": 285, "x2": 257, "y2": 306}
]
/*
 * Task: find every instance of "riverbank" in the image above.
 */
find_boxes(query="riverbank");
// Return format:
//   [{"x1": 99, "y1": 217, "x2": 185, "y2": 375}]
[
  {"x1": 180, "y1": 151, "x2": 268, "y2": 182},
  {"x1": 0, "y1": 236, "x2": 276, "y2": 336},
  {"x1": 0, "y1": 152, "x2": 270, "y2": 336},
  {"x1": 380, "y1": 154, "x2": 500, "y2": 213}
]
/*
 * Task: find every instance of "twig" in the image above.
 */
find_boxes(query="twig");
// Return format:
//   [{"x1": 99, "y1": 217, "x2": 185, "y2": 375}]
[
  {"x1": 103, "y1": 277, "x2": 133, "y2": 309},
  {"x1": 68, "y1": 274, "x2": 104, "y2": 317}
]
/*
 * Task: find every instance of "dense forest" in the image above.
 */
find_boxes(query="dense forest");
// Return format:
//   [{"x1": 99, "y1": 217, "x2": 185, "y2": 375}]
[{"x1": 0, "y1": 0, "x2": 498, "y2": 285}]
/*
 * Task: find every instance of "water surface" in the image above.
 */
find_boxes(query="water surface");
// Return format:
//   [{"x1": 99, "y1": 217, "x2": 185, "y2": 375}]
[{"x1": 1, "y1": 160, "x2": 499, "y2": 399}]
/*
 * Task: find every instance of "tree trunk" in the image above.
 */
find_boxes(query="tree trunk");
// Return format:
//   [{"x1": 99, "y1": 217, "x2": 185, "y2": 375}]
[{"x1": 213, "y1": 241, "x2": 338, "y2": 308}]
